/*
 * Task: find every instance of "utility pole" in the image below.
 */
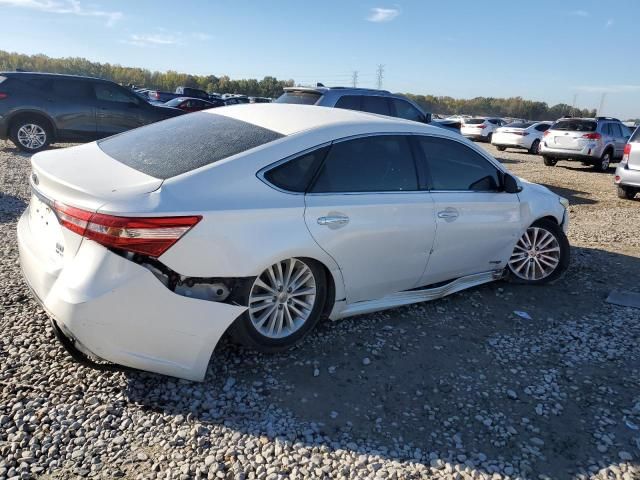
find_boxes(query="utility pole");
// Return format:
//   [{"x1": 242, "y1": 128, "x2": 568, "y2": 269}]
[
  {"x1": 376, "y1": 64, "x2": 384, "y2": 90},
  {"x1": 598, "y1": 92, "x2": 607, "y2": 116},
  {"x1": 351, "y1": 70, "x2": 359, "y2": 88},
  {"x1": 572, "y1": 93, "x2": 577, "y2": 116}
]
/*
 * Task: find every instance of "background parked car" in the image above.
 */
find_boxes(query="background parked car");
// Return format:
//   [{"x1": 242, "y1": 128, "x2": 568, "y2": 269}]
[
  {"x1": 491, "y1": 121, "x2": 552, "y2": 154},
  {"x1": 0, "y1": 72, "x2": 184, "y2": 152},
  {"x1": 275, "y1": 86, "x2": 461, "y2": 133},
  {"x1": 615, "y1": 126, "x2": 640, "y2": 199},
  {"x1": 461, "y1": 117, "x2": 507, "y2": 143},
  {"x1": 540, "y1": 117, "x2": 631, "y2": 171},
  {"x1": 164, "y1": 96, "x2": 225, "y2": 112},
  {"x1": 174, "y1": 86, "x2": 210, "y2": 100},
  {"x1": 222, "y1": 94, "x2": 250, "y2": 105},
  {"x1": 146, "y1": 90, "x2": 183, "y2": 103}
]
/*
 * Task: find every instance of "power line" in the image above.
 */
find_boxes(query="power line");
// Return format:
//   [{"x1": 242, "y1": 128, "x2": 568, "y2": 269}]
[{"x1": 376, "y1": 64, "x2": 384, "y2": 90}]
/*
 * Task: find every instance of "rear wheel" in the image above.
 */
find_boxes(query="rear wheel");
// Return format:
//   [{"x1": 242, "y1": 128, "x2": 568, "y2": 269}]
[
  {"x1": 486, "y1": 133, "x2": 493, "y2": 144},
  {"x1": 595, "y1": 151, "x2": 612, "y2": 172},
  {"x1": 617, "y1": 185, "x2": 638, "y2": 200},
  {"x1": 507, "y1": 219, "x2": 570, "y2": 285},
  {"x1": 9, "y1": 116, "x2": 52, "y2": 153},
  {"x1": 496, "y1": 146, "x2": 506, "y2": 152},
  {"x1": 528, "y1": 139, "x2": 540, "y2": 155},
  {"x1": 543, "y1": 156, "x2": 558, "y2": 166},
  {"x1": 231, "y1": 258, "x2": 327, "y2": 352}
]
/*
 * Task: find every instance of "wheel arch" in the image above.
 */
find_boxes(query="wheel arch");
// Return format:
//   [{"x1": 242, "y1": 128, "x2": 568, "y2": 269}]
[{"x1": 8, "y1": 110, "x2": 57, "y2": 140}]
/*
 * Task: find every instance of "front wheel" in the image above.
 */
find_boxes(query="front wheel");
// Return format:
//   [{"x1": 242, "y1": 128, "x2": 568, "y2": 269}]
[
  {"x1": 507, "y1": 219, "x2": 570, "y2": 285},
  {"x1": 543, "y1": 156, "x2": 558, "y2": 166},
  {"x1": 496, "y1": 146, "x2": 506, "y2": 152},
  {"x1": 230, "y1": 258, "x2": 327, "y2": 352},
  {"x1": 486, "y1": 133, "x2": 493, "y2": 143}
]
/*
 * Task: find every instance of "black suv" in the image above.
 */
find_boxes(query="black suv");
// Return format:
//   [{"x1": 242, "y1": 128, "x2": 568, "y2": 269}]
[{"x1": 0, "y1": 72, "x2": 185, "y2": 152}]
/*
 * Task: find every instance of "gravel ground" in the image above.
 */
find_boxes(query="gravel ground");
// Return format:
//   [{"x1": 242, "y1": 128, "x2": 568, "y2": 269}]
[{"x1": 1, "y1": 139, "x2": 639, "y2": 480}]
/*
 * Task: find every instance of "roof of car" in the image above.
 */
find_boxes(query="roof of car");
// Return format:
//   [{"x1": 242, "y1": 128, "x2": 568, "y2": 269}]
[
  {"x1": 0, "y1": 71, "x2": 107, "y2": 82},
  {"x1": 206, "y1": 103, "x2": 448, "y2": 137},
  {"x1": 284, "y1": 86, "x2": 391, "y2": 95}
]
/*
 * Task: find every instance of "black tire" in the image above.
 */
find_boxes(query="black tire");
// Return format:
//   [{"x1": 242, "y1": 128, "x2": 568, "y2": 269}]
[
  {"x1": 9, "y1": 115, "x2": 52, "y2": 153},
  {"x1": 617, "y1": 185, "x2": 638, "y2": 200},
  {"x1": 506, "y1": 218, "x2": 570, "y2": 285},
  {"x1": 486, "y1": 133, "x2": 493, "y2": 144},
  {"x1": 230, "y1": 258, "x2": 327, "y2": 353},
  {"x1": 528, "y1": 139, "x2": 540, "y2": 155},
  {"x1": 543, "y1": 156, "x2": 558, "y2": 166},
  {"x1": 595, "y1": 150, "x2": 612, "y2": 172},
  {"x1": 496, "y1": 146, "x2": 506, "y2": 152}
]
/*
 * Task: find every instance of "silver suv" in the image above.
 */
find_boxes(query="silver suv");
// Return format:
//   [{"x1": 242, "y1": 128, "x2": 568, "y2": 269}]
[
  {"x1": 274, "y1": 86, "x2": 460, "y2": 132},
  {"x1": 614, "y1": 127, "x2": 640, "y2": 200},
  {"x1": 540, "y1": 117, "x2": 631, "y2": 171}
]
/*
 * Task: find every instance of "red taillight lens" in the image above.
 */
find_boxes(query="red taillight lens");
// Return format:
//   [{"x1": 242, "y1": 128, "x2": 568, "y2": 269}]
[
  {"x1": 53, "y1": 201, "x2": 201, "y2": 257},
  {"x1": 477, "y1": 124, "x2": 486, "y2": 128},
  {"x1": 582, "y1": 132, "x2": 602, "y2": 140},
  {"x1": 0, "y1": 93, "x2": 8, "y2": 100},
  {"x1": 543, "y1": 130, "x2": 550, "y2": 137},
  {"x1": 624, "y1": 144, "x2": 632, "y2": 155}
]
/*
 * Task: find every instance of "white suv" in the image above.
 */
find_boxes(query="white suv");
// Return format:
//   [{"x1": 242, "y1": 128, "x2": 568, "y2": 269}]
[
  {"x1": 540, "y1": 117, "x2": 631, "y2": 171},
  {"x1": 461, "y1": 118, "x2": 507, "y2": 143}
]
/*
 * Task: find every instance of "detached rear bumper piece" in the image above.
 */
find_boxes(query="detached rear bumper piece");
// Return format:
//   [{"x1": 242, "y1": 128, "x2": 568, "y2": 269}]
[{"x1": 18, "y1": 211, "x2": 246, "y2": 381}]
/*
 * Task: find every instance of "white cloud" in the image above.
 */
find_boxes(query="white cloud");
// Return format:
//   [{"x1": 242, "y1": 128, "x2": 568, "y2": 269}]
[
  {"x1": 0, "y1": 0, "x2": 122, "y2": 26},
  {"x1": 605, "y1": 18, "x2": 614, "y2": 28},
  {"x1": 122, "y1": 31, "x2": 212, "y2": 48},
  {"x1": 569, "y1": 10, "x2": 589, "y2": 17},
  {"x1": 366, "y1": 7, "x2": 400, "y2": 23},
  {"x1": 575, "y1": 85, "x2": 640, "y2": 93}
]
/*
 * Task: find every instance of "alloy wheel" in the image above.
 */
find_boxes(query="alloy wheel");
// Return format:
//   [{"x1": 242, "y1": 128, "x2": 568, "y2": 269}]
[
  {"x1": 508, "y1": 227, "x2": 561, "y2": 281},
  {"x1": 248, "y1": 258, "x2": 317, "y2": 339},
  {"x1": 17, "y1": 124, "x2": 47, "y2": 150}
]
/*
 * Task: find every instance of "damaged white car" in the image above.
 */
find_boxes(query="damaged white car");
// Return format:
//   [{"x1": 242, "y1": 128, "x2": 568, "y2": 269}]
[{"x1": 18, "y1": 104, "x2": 570, "y2": 381}]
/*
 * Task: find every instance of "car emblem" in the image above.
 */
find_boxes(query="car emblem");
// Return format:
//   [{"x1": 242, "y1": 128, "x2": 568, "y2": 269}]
[{"x1": 31, "y1": 173, "x2": 39, "y2": 185}]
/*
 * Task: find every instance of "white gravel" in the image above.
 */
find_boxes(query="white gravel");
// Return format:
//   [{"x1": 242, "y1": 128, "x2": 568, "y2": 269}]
[{"x1": 0, "y1": 139, "x2": 639, "y2": 479}]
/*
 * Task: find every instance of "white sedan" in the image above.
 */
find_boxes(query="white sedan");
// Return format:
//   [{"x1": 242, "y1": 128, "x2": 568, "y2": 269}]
[
  {"x1": 492, "y1": 121, "x2": 552, "y2": 154},
  {"x1": 18, "y1": 104, "x2": 570, "y2": 381},
  {"x1": 460, "y1": 117, "x2": 507, "y2": 143}
]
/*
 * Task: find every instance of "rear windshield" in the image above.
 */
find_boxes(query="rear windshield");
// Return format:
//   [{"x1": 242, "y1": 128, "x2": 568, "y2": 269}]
[
  {"x1": 98, "y1": 112, "x2": 284, "y2": 179},
  {"x1": 275, "y1": 91, "x2": 322, "y2": 105},
  {"x1": 551, "y1": 120, "x2": 596, "y2": 132},
  {"x1": 465, "y1": 118, "x2": 485, "y2": 124},
  {"x1": 505, "y1": 122, "x2": 534, "y2": 129}
]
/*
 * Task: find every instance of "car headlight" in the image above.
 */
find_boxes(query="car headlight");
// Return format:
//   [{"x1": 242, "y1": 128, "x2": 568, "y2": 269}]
[{"x1": 559, "y1": 197, "x2": 569, "y2": 209}]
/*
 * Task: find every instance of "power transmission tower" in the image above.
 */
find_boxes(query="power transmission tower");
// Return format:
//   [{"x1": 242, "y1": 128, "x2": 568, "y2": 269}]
[
  {"x1": 376, "y1": 64, "x2": 384, "y2": 90},
  {"x1": 352, "y1": 71, "x2": 359, "y2": 88},
  {"x1": 598, "y1": 92, "x2": 607, "y2": 116},
  {"x1": 572, "y1": 94, "x2": 577, "y2": 116}
]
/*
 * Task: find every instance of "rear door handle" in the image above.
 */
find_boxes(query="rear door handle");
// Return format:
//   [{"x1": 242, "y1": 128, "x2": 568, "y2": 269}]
[
  {"x1": 317, "y1": 215, "x2": 349, "y2": 226},
  {"x1": 437, "y1": 210, "x2": 459, "y2": 220}
]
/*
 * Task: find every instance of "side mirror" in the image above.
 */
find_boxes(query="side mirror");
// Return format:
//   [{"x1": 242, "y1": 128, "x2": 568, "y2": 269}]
[{"x1": 503, "y1": 173, "x2": 521, "y2": 194}]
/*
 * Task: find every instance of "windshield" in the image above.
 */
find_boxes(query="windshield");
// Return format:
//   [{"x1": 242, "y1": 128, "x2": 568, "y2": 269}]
[
  {"x1": 275, "y1": 91, "x2": 322, "y2": 105},
  {"x1": 98, "y1": 112, "x2": 284, "y2": 179},
  {"x1": 552, "y1": 120, "x2": 596, "y2": 132},
  {"x1": 465, "y1": 118, "x2": 485, "y2": 124}
]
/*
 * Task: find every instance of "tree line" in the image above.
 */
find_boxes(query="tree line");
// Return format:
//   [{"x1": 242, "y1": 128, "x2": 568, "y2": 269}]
[{"x1": 1, "y1": 50, "x2": 598, "y2": 119}]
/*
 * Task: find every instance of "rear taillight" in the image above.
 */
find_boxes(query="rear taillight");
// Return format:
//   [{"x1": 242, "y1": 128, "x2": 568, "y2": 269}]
[
  {"x1": 621, "y1": 143, "x2": 631, "y2": 165},
  {"x1": 0, "y1": 93, "x2": 8, "y2": 100},
  {"x1": 582, "y1": 132, "x2": 602, "y2": 140},
  {"x1": 543, "y1": 130, "x2": 550, "y2": 137},
  {"x1": 476, "y1": 124, "x2": 486, "y2": 129},
  {"x1": 53, "y1": 201, "x2": 201, "y2": 257},
  {"x1": 623, "y1": 144, "x2": 632, "y2": 155}
]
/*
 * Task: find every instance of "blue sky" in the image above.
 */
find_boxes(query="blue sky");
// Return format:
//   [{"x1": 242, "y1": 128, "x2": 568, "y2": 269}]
[{"x1": 1, "y1": 0, "x2": 638, "y2": 118}]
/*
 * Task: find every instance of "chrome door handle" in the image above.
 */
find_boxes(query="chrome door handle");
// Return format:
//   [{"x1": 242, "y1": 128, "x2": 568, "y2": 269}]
[
  {"x1": 437, "y1": 211, "x2": 459, "y2": 219},
  {"x1": 317, "y1": 215, "x2": 349, "y2": 226}
]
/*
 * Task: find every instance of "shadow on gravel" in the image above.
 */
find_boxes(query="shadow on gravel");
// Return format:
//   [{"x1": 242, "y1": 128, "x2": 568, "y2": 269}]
[
  {"x1": 123, "y1": 246, "x2": 640, "y2": 479},
  {"x1": 540, "y1": 184, "x2": 598, "y2": 206},
  {"x1": 0, "y1": 192, "x2": 27, "y2": 223}
]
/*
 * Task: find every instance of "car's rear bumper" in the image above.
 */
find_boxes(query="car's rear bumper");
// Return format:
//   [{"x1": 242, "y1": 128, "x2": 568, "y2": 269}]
[
  {"x1": 462, "y1": 130, "x2": 487, "y2": 140},
  {"x1": 491, "y1": 136, "x2": 530, "y2": 149},
  {"x1": 18, "y1": 210, "x2": 246, "y2": 381},
  {"x1": 615, "y1": 164, "x2": 640, "y2": 188},
  {"x1": 540, "y1": 143, "x2": 602, "y2": 160}
]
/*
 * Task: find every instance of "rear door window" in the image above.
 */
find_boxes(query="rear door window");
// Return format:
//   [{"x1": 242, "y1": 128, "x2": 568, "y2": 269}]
[
  {"x1": 417, "y1": 136, "x2": 501, "y2": 191},
  {"x1": 390, "y1": 98, "x2": 425, "y2": 122},
  {"x1": 361, "y1": 96, "x2": 391, "y2": 116},
  {"x1": 610, "y1": 123, "x2": 623, "y2": 138},
  {"x1": 310, "y1": 135, "x2": 417, "y2": 193},
  {"x1": 263, "y1": 147, "x2": 329, "y2": 193},
  {"x1": 334, "y1": 95, "x2": 362, "y2": 110},
  {"x1": 94, "y1": 83, "x2": 138, "y2": 104},
  {"x1": 98, "y1": 112, "x2": 285, "y2": 179},
  {"x1": 52, "y1": 79, "x2": 92, "y2": 99}
]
